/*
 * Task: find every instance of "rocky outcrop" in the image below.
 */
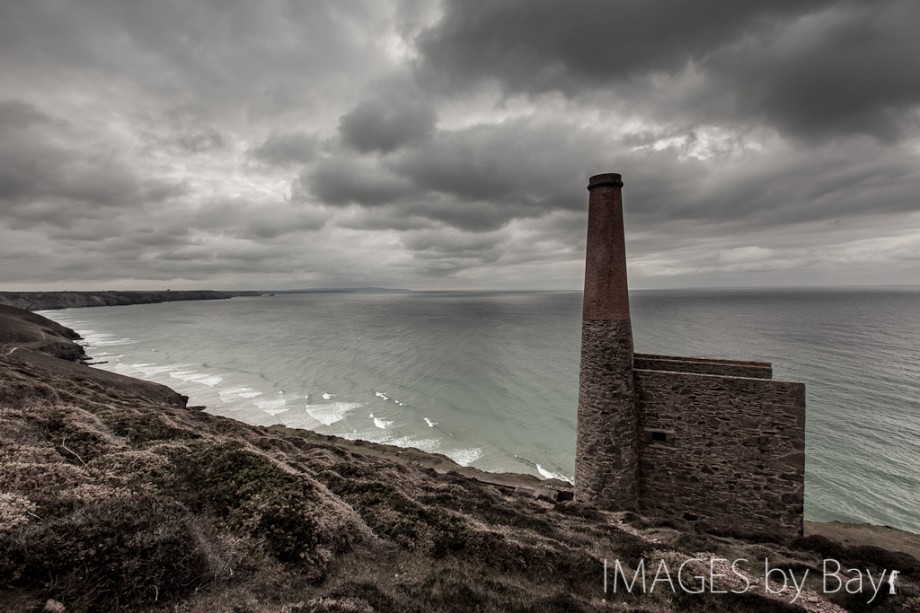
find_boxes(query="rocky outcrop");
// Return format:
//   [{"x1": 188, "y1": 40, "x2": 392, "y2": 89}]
[{"x1": 0, "y1": 290, "x2": 238, "y2": 311}]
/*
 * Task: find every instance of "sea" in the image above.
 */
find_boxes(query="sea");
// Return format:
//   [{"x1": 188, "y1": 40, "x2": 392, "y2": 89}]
[{"x1": 39, "y1": 288, "x2": 920, "y2": 534}]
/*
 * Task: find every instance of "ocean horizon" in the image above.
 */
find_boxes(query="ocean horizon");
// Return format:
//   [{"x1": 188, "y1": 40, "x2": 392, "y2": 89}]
[{"x1": 41, "y1": 287, "x2": 920, "y2": 534}]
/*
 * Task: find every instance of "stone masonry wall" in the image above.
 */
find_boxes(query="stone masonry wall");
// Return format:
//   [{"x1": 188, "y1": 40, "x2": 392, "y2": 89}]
[
  {"x1": 634, "y1": 354, "x2": 773, "y2": 379},
  {"x1": 575, "y1": 320, "x2": 638, "y2": 509},
  {"x1": 634, "y1": 369, "x2": 805, "y2": 540}
]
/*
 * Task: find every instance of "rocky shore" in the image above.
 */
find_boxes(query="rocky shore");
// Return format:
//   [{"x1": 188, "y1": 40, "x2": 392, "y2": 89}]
[
  {"x1": 0, "y1": 290, "x2": 260, "y2": 312},
  {"x1": 0, "y1": 306, "x2": 917, "y2": 612}
]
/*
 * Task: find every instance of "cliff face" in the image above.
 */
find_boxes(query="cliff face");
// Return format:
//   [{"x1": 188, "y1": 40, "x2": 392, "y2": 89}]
[
  {"x1": 0, "y1": 307, "x2": 917, "y2": 613},
  {"x1": 0, "y1": 305, "x2": 84, "y2": 361},
  {"x1": 0, "y1": 290, "x2": 237, "y2": 311}
]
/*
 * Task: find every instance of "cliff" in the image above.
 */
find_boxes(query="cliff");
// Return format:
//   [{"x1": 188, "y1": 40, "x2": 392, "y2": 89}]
[
  {"x1": 0, "y1": 307, "x2": 917, "y2": 612},
  {"x1": 0, "y1": 290, "x2": 245, "y2": 312}
]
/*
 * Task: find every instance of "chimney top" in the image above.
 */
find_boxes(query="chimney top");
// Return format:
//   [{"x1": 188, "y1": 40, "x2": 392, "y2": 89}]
[{"x1": 588, "y1": 173, "x2": 624, "y2": 190}]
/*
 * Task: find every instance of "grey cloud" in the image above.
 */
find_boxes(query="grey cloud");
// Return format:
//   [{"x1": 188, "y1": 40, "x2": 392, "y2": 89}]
[
  {"x1": 308, "y1": 113, "x2": 920, "y2": 240},
  {"x1": 417, "y1": 0, "x2": 836, "y2": 93},
  {"x1": 338, "y1": 207, "x2": 438, "y2": 232},
  {"x1": 172, "y1": 127, "x2": 226, "y2": 154},
  {"x1": 627, "y1": 139, "x2": 920, "y2": 230},
  {"x1": 250, "y1": 132, "x2": 319, "y2": 167},
  {"x1": 402, "y1": 229, "x2": 504, "y2": 259},
  {"x1": 0, "y1": 0, "x2": 397, "y2": 121},
  {"x1": 190, "y1": 198, "x2": 329, "y2": 239},
  {"x1": 704, "y1": 1, "x2": 920, "y2": 142},
  {"x1": 417, "y1": 0, "x2": 920, "y2": 142},
  {"x1": 140, "y1": 118, "x2": 228, "y2": 155},
  {"x1": 391, "y1": 119, "x2": 589, "y2": 209},
  {"x1": 0, "y1": 99, "x2": 54, "y2": 130},
  {"x1": 305, "y1": 118, "x2": 610, "y2": 231},
  {"x1": 143, "y1": 180, "x2": 190, "y2": 203},
  {"x1": 0, "y1": 100, "x2": 185, "y2": 224},
  {"x1": 44, "y1": 218, "x2": 130, "y2": 243},
  {"x1": 339, "y1": 96, "x2": 437, "y2": 153},
  {"x1": 305, "y1": 156, "x2": 414, "y2": 207},
  {"x1": 0, "y1": 100, "x2": 68, "y2": 204},
  {"x1": 243, "y1": 215, "x2": 325, "y2": 240},
  {"x1": 1, "y1": 1, "x2": 918, "y2": 290}
]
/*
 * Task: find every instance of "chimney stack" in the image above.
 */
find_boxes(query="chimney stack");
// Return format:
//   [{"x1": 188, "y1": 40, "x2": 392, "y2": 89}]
[{"x1": 574, "y1": 173, "x2": 639, "y2": 509}]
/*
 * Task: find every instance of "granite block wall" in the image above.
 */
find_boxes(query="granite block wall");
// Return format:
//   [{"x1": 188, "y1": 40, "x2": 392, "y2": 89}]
[{"x1": 634, "y1": 367, "x2": 806, "y2": 540}]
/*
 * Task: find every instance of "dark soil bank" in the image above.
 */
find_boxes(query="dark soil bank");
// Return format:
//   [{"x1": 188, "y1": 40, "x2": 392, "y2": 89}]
[{"x1": 0, "y1": 306, "x2": 917, "y2": 612}]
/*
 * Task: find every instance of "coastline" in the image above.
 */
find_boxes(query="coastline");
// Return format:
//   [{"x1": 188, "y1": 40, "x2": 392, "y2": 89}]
[
  {"x1": 0, "y1": 290, "x2": 259, "y2": 312},
  {"x1": 1, "y1": 305, "x2": 918, "y2": 611}
]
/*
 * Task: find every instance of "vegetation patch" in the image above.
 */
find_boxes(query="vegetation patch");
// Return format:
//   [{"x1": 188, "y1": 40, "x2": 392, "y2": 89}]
[
  {"x1": 0, "y1": 492, "x2": 213, "y2": 611},
  {"x1": 169, "y1": 441, "x2": 356, "y2": 576},
  {"x1": 102, "y1": 408, "x2": 199, "y2": 444}
]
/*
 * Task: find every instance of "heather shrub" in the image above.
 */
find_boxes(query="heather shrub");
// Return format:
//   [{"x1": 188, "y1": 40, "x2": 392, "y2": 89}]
[
  {"x1": 169, "y1": 441, "x2": 357, "y2": 577},
  {"x1": 0, "y1": 491, "x2": 214, "y2": 610}
]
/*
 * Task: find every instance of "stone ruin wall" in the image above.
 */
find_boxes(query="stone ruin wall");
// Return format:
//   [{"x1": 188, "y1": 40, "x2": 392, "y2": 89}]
[
  {"x1": 633, "y1": 358, "x2": 806, "y2": 540},
  {"x1": 575, "y1": 171, "x2": 806, "y2": 542}
]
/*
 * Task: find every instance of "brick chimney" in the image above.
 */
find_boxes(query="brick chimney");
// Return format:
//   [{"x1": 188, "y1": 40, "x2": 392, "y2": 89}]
[{"x1": 574, "y1": 173, "x2": 639, "y2": 509}]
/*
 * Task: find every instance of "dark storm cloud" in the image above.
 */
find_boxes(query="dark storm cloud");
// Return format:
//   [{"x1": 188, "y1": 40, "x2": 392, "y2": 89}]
[
  {"x1": 418, "y1": 0, "x2": 920, "y2": 142},
  {"x1": 339, "y1": 96, "x2": 437, "y2": 154},
  {"x1": 417, "y1": 0, "x2": 836, "y2": 92},
  {"x1": 704, "y1": 1, "x2": 920, "y2": 142}
]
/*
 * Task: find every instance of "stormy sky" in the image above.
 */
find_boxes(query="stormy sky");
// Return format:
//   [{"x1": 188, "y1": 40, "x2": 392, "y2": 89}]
[{"x1": 2, "y1": 1, "x2": 919, "y2": 290}]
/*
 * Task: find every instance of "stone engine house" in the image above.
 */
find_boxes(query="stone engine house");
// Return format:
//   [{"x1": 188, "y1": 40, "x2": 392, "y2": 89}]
[{"x1": 575, "y1": 172, "x2": 806, "y2": 540}]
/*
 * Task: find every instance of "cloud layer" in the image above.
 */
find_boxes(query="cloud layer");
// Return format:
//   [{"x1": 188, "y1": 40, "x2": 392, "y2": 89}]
[{"x1": 1, "y1": 0, "x2": 918, "y2": 290}]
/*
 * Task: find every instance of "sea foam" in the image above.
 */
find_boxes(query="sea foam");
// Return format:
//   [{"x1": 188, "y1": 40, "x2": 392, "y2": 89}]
[
  {"x1": 170, "y1": 369, "x2": 223, "y2": 387},
  {"x1": 305, "y1": 402, "x2": 361, "y2": 426},
  {"x1": 535, "y1": 463, "x2": 575, "y2": 485},
  {"x1": 443, "y1": 448, "x2": 482, "y2": 467},
  {"x1": 255, "y1": 398, "x2": 288, "y2": 415},
  {"x1": 218, "y1": 386, "x2": 263, "y2": 401},
  {"x1": 370, "y1": 413, "x2": 393, "y2": 430}
]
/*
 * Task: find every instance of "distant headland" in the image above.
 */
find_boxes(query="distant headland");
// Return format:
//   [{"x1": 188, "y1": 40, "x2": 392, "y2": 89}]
[
  {"x1": 0, "y1": 290, "x2": 247, "y2": 311},
  {"x1": 0, "y1": 288, "x2": 412, "y2": 311}
]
